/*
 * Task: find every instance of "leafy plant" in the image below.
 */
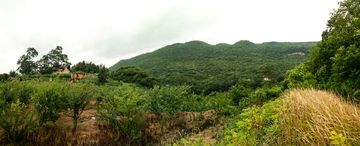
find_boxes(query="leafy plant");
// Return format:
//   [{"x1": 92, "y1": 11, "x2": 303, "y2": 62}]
[
  {"x1": 0, "y1": 100, "x2": 38, "y2": 142},
  {"x1": 329, "y1": 131, "x2": 346, "y2": 145},
  {"x1": 97, "y1": 87, "x2": 145, "y2": 146},
  {"x1": 0, "y1": 81, "x2": 34, "y2": 105},
  {"x1": 33, "y1": 82, "x2": 69, "y2": 126},
  {"x1": 97, "y1": 64, "x2": 107, "y2": 85},
  {"x1": 222, "y1": 98, "x2": 288, "y2": 145},
  {"x1": 64, "y1": 83, "x2": 93, "y2": 133}
]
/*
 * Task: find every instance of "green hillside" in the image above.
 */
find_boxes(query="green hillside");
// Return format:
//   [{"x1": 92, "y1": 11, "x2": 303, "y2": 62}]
[{"x1": 110, "y1": 40, "x2": 316, "y2": 94}]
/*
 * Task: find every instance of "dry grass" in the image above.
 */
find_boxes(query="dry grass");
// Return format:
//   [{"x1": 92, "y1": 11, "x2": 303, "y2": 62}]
[{"x1": 279, "y1": 88, "x2": 360, "y2": 145}]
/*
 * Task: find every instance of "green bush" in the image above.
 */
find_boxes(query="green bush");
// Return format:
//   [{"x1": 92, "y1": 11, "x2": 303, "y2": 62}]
[
  {"x1": 80, "y1": 77, "x2": 98, "y2": 84},
  {"x1": 107, "y1": 78, "x2": 123, "y2": 86},
  {"x1": 265, "y1": 86, "x2": 282, "y2": 98},
  {"x1": 33, "y1": 82, "x2": 69, "y2": 126},
  {"x1": 0, "y1": 73, "x2": 10, "y2": 81},
  {"x1": 222, "y1": 98, "x2": 287, "y2": 145},
  {"x1": 201, "y1": 92, "x2": 235, "y2": 116},
  {"x1": 0, "y1": 100, "x2": 38, "y2": 142},
  {"x1": 143, "y1": 85, "x2": 191, "y2": 115},
  {"x1": 64, "y1": 83, "x2": 94, "y2": 133},
  {"x1": 111, "y1": 66, "x2": 160, "y2": 88},
  {"x1": 230, "y1": 84, "x2": 253, "y2": 106},
  {"x1": 97, "y1": 87, "x2": 145, "y2": 146},
  {"x1": 0, "y1": 81, "x2": 34, "y2": 105}
]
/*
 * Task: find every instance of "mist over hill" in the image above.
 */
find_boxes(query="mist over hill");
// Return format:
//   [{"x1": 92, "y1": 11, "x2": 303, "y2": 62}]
[{"x1": 110, "y1": 40, "x2": 316, "y2": 94}]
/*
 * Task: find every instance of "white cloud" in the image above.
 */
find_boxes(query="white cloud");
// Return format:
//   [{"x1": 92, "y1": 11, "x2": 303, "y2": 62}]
[{"x1": 0, "y1": 0, "x2": 341, "y2": 73}]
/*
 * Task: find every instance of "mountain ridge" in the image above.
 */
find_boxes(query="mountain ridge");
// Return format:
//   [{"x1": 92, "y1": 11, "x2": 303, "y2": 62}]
[{"x1": 109, "y1": 40, "x2": 316, "y2": 94}]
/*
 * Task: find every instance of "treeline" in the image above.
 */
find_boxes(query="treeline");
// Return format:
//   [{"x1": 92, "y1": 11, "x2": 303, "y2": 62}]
[
  {"x1": 71, "y1": 61, "x2": 102, "y2": 73},
  {"x1": 17, "y1": 46, "x2": 71, "y2": 75},
  {"x1": 15, "y1": 46, "x2": 102, "y2": 75}
]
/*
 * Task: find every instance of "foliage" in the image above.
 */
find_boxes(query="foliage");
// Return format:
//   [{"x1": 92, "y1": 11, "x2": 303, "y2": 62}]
[
  {"x1": 222, "y1": 89, "x2": 360, "y2": 145},
  {"x1": 63, "y1": 83, "x2": 94, "y2": 133},
  {"x1": 204, "y1": 92, "x2": 236, "y2": 116},
  {"x1": 0, "y1": 73, "x2": 10, "y2": 82},
  {"x1": 39, "y1": 67, "x2": 53, "y2": 74},
  {"x1": 0, "y1": 100, "x2": 38, "y2": 142},
  {"x1": 143, "y1": 85, "x2": 191, "y2": 115},
  {"x1": 9, "y1": 71, "x2": 16, "y2": 78},
  {"x1": 257, "y1": 63, "x2": 275, "y2": 79},
  {"x1": 33, "y1": 82, "x2": 69, "y2": 126},
  {"x1": 97, "y1": 87, "x2": 145, "y2": 146},
  {"x1": 111, "y1": 66, "x2": 160, "y2": 88},
  {"x1": 171, "y1": 138, "x2": 211, "y2": 146},
  {"x1": 98, "y1": 64, "x2": 107, "y2": 85},
  {"x1": 285, "y1": 0, "x2": 360, "y2": 97},
  {"x1": 329, "y1": 131, "x2": 346, "y2": 146},
  {"x1": 16, "y1": 48, "x2": 38, "y2": 75},
  {"x1": 230, "y1": 79, "x2": 253, "y2": 106},
  {"x1": 142, "y1": 85, "x2": 236, "y2": 117},
  {"x1": 0, "y1": 81, "x2": 34, "y2": 105},
  {"x1": 37, "y1": 46, "x2": 71, "y2": 69},
  {"x1": 107, "y1": 78, "x2": 123, "y2": 86},
  {"x1": 222, "y1": 98, "x2": 288, "y2": 146},
  {"x1": 110, "y1": 40, "x2": 314, "y2": 94},
  {"x1": 25, "y1": 73, "x2": 71, "y2": 79},
  {"x1": 80, "y1": 77, "x2": 98, "y2": 84},
  {"x1": 71, "y1": 61, "x2": 101, "y2": 73}
]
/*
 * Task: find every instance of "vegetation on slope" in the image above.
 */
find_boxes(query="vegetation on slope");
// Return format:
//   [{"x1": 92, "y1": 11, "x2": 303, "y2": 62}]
[
  {"x1": 221, "y1": 89, "x2": 360, "y2": 146},
  {"x1": 284, "y1": 0, "x2": 360, "y2": 98},
  {"x1": 110, "y1": 40, "x2": 315, "y2": 94}
]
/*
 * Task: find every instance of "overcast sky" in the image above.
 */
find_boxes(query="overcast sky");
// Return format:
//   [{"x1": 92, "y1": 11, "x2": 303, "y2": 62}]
[{"x1": 0, "y1": 0, "x2": 341, "y2": 73}]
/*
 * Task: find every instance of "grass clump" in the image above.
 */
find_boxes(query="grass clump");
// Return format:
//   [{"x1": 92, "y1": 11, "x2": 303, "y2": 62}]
[
  {"x1": 280, "y1": 89, "x2": 360, "y2": 145},
  {"x1": 222, "y1": 88, "x2": 360, "y2": 145}
]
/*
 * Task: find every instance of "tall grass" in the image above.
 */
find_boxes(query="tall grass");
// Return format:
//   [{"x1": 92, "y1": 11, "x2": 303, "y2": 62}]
[{"x1": 280, "y1": 89, "x2": 360, "y2": 145}]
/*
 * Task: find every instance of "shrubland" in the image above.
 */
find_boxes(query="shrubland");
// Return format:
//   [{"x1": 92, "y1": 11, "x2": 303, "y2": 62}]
[{"x1": 0, "y1": 79, "x2": 251, "y2": 145}]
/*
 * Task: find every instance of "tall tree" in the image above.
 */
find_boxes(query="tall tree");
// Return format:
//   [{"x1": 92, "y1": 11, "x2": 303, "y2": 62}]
[
  {"x1": 71, "y1": 61, "x2": 100, "y2": 73},
  {"x1": 257, "y1": 63, "x2": 275, "y2": 79},
  {"x1": 37, "y1": 46, "x2": 71, "y2": 69},
  {"x1": 17, "y1": 48, "x2": 38, "y2": 75},
  {"x1": 286, "y1": 0, "x2": 360, "y2": 96},
  {"x1": 111, "y1": 66, "x2": 159, "y2": 88},
  {"x1": 97, "y1": 64, "x2": 107, "y2": 85}
]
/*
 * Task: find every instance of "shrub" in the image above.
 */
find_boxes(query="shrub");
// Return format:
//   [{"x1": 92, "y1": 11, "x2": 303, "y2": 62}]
[
  {"x1": 143, "y1": 85, "x2": 191, "y2": 115},
  {"x1": 230, "y1": 84, "x2": 253, "y2": 106},
  {"x1": 0, "y1": 100, "x2": 38, "y2": 142},
  {"x1": 0, "y1": 81, "x2": 34, "y2": 105},
  {"x1": 80, "y1": 77, "x2": 98, "y2": 84},
  {"x1": 202, "y1": 92, "x2": 235, "y2": 116},
  {"x1": 97, "y1": 87, "x2": 145, "y2": 146},
  {"x1": 33, "y1": 82, "x2": 69, "y2": 126},
  {"x1": 265, "y1": 86, "x2": 282, "y2": 98},
  {"x1": 64, "y1": 83, "x2": 94, "y2": 133},
  {"x1": 107, "y1": 78, "x2": 123, "y2": 86},
  {"x1": 222, "y1": 98, "x2": 287, "y2": 145},
  {"x1": 111, "y1": 66, "x2": 159, "y2": 88},
  {"x1": 98, "y1": 65, "x2": 107, "y2": 85}
]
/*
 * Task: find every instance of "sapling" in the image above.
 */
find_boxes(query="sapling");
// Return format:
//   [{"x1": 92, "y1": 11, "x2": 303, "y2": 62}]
[{"x1": 64, "y1": 83, "x2": 93, "y2": 133}]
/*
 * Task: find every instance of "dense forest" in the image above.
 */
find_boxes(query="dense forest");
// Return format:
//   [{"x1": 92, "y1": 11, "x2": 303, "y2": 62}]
[{"x1": 110, "y1": 40, "x2": 315, "y2": 94}]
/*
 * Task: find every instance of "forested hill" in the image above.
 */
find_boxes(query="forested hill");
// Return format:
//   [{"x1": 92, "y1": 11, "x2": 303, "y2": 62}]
[{"x1": 110, "y1": 40, "x2": 316, "y2": 94}]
